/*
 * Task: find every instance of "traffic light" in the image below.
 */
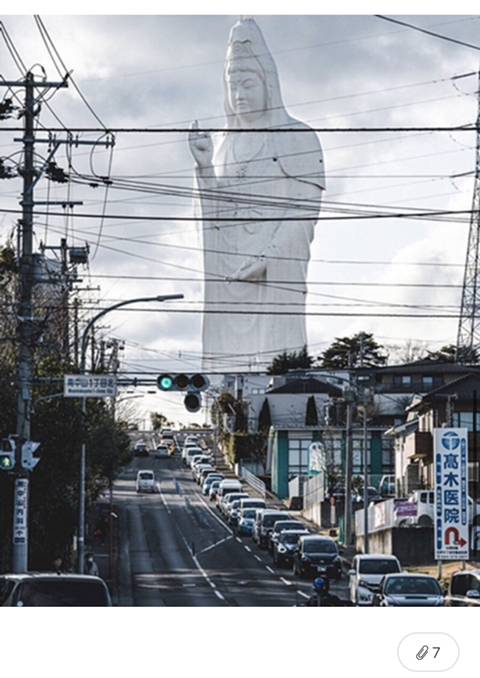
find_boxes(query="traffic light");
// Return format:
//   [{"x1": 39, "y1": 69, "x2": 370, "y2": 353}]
[
  {"x1": 0, "y1": 452, "x2": 15, "y2": 471},
  {"x1": 0, "y1": 437, "x2": 15, "y2": 472},
  {"x1": 157, "y1": 374, "x2": 209, "y2": 392},
  {"x1": 157, "y1": 374, "x2": 209, "y2": 412}
]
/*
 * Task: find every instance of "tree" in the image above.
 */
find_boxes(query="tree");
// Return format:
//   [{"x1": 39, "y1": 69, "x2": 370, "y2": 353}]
[
  {"x1": 267, "y1": 345, "x2": 314, "y2": 374},
  {"x1": 258, "y1": 398, "x2": 272, "y2": 432},
  {"x1": 305, "y1": 395, "x2": 319, "y2": 426},
  {"x1": 425, "y1": 343, "x2": 479, "y2": 364},
  {"x1": 319, "y1": 332, "x2": 388, "y2": 369},
  {"x1": 389, "y1": 339, "x2": 429, "y2": 365},
  {"x1": 150, "y1": 412, "x2": 173, "y2": 431}
]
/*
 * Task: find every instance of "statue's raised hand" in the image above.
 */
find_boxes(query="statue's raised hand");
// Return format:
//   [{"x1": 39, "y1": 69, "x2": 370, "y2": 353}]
[{"x1": 189, "y1": 120, "x2": 213, "y2": 168}]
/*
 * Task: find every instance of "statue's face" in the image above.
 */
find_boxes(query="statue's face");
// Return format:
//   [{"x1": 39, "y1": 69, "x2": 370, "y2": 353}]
[{"x1": 226, "y1": 68, "x2": 266, "y2": 118}]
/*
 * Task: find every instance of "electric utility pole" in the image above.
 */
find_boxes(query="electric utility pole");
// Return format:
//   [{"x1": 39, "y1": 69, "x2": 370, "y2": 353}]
[
  {"x1": 1, "y1": 69, "x2": 113, "y2": 572},
  {"x1": 0, "y1": 72, "x2": 68, "y2": 572}
]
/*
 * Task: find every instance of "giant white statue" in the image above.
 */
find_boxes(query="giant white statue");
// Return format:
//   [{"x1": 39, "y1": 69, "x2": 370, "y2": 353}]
[{"x1": 188, "y1": 17, "x2": 325, "y2": 370}]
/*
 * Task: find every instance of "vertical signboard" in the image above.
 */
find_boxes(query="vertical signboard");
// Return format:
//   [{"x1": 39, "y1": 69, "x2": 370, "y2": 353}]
[
  {"x1": 13, "y1": 478, "x2": 29, "y2": 545},
  {"x1": 308, "y1": 441, "x2": 326, "y2": 477},
  {"x1": 434, "y1": 428, "x2": 469, "y2": 560}
]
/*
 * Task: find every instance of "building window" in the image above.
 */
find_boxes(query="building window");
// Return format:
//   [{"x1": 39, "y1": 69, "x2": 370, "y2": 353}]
[
  {"x1": 454, "y1": 411, "x2": 474, "y2": 431},
  {"x1": 288, "y1": 438, "x2": 312, "y2": 477},
  {"x1": 402, "y1": 375, "x2": 412, "y2": 386},
  {"x1": 422, "y1": 376, "x2": 433, "y2": 390}
]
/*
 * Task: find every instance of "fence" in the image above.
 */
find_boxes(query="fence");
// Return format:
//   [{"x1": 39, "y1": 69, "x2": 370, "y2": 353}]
[
  {"x1": 355, "y1": 498, "x2": 396, "y2": 536},
  {"x1": 241, "y1": 467, "x2": 266, "y2": 498}
]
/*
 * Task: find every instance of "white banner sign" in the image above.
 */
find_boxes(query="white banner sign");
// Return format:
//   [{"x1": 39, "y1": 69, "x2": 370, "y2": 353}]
[
  {"x1": 434, "y1": 428, "x2": 469, "y2": 561},
  {"x1": 13, "y1": 478, "x2": 28, "y2": 545},
  {"x1": 64, "y1": 374, "x2": 117, "y2": 398}
]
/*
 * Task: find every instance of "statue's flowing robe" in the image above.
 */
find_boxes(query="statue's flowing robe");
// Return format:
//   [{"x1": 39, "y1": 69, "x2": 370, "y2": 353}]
[{"x1": 196, "y1": 120, "x2": 325, "y2": 370}]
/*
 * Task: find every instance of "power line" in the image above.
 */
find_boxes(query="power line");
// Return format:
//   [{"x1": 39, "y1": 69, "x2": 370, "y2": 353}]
[
  {"x1": 375, "y1": 15, "x2": 480, "y2": 52},
  {"x1": 0, "y1": 124, "x2": 475, "y2": 133}
]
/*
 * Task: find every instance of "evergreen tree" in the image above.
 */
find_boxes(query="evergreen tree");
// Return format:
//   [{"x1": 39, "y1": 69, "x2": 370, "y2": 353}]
[
  {"x1": 319, "y1": 332, "x2": 387, "y2": 369},
  {"x1": 267, "y1": 345, "x2": 314, "y2": 374}
]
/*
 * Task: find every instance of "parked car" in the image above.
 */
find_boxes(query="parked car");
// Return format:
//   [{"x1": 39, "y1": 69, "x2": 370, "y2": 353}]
[
  {"x1": 133, "y1": 441, "x2": 148, "y2": 457},
  {"x1": 373, "y1": 573, "x2": 445, "y2": 607},
  {"x1": 237, "y1": 508, "x2": 260, "y2": 536},
  {"x1": 202, "y1": 474, "x2": 224, "y2": 495},
  {"x1": 184, "y1": 447, "x2": 204, "y2": 467},
  {"x1": 269, "y1": 519, "x2": 306, "y2": 553},
  {"x1": 0, "y1": 574, "x2": 112, "y2": 606},
  {"x1": 292, "y1": 535, "x2": 342, "y2": 579},
  {"x1": 155, "y1": 444, "x2": 170, "y2": 459},
  {"x1": 220, "y1": 492, "x2": 249, "y2": 516},
  {"x1": 229, "y1": 498, "x2": 266, "y2": 527},
  {"x1": 193, "y1": 463, "x2": 214, "y2": 482},
  {"x1": 209, "y1": 480, "x2": 222, "y2": 501},
  {"x1": 348, "y1": 554, "x2": 401, "y2": 606},
  {"x1": 136, "y1": 470, "x2": 156, "y2": 493},
  {"x1": 353, "y1": 486, "x2": 382, "y2": 507},
  {"x1": 252, "y1": 509, "x2": 289, "y2": 549},
  {"x1": 197, "y1": 466, "x2": 216, "y2": 485},
  {"x1": 446, "y1": 570, "x2": 480, "y2": 606},
  {"x1": 215, "y1": 480, "x2": 243, "y2": 508},
  {"x1": 272, "y1": 529, "x2": 309, "y2": 567}
]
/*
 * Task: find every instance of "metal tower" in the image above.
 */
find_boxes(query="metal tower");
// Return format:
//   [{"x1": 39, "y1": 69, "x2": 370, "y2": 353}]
[{"x1": 456, "y1": 69, "x2": 480, "y2": 362}]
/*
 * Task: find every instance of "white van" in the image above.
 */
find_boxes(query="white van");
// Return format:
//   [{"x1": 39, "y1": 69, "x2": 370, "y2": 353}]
[
  {"x1": 215, "y1": 479, "x2": 242, "y2": 508},
  {"x1": 136, "y1": 470, "x2": 156, "y2": 494}
]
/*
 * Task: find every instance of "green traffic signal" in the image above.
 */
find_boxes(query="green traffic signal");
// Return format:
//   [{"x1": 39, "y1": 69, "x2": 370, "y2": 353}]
[
  {"x1": 0, "y1": 454, "x2": 14, "y2": 471},
  {"x1": 158, "y1": 375, "x2": 174, "y2": 390}
]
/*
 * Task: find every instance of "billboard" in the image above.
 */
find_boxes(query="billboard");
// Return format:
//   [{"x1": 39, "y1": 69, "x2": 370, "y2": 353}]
[{"x1": 434, "y1": 428, "x2": 469, "y2": 561}]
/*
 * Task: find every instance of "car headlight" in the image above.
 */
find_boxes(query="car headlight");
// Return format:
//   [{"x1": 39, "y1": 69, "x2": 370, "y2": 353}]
[{"x1": 278, "y1": 545, "x2": 287, "y2": 554}]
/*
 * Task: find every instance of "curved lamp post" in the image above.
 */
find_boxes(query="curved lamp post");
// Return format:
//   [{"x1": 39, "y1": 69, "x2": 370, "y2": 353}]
[{"x1": 78, "y1": 294, "x2": 183, "y2": 573}]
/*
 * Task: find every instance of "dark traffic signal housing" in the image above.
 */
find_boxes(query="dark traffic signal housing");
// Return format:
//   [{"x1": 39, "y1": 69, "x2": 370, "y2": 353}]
[{"x1": 157, "y1": 374, "x2": 210, "y2": 413}]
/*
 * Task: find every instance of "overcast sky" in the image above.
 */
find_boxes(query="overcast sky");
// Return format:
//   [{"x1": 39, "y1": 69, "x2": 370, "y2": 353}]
[{"x1": 1, "y1": 13, "x2": 480, "y2": 425}]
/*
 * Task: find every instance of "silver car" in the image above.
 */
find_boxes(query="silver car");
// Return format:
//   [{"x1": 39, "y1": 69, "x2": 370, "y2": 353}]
[{"x1": 373, "y1": 574, "x2": 445, "y2": 607}]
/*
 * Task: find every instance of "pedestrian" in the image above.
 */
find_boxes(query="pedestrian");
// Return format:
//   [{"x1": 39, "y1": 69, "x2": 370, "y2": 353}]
[
  {"x1": 85, "y1": 552, "x2": 100, "y2": 576},
  {"x1": 52, "y1": 555, "x2": 66, "y2": 573}
]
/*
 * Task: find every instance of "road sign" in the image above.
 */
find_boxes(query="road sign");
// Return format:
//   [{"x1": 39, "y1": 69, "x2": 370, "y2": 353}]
[
  {"x1": 64, "y1": 374, "x2": 117, "y2": 398},
  {"x1": 434, "y1": 428, "x2": 469, "y2": 560},
  {"x1": 13, "y1": 478, "x2": 29, "y2": 545},
  {"x1": 21, "y1": 441, "x2": 41, "y2": 470}
]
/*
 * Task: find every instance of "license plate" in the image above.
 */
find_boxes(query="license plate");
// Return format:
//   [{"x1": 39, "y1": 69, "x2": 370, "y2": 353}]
[{"x1": 317, "y1": 566, "x2": 327, "y2": 573}]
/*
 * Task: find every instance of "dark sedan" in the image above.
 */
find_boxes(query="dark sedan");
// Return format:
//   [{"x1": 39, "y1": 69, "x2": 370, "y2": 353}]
[
  {"x1": 373, "y1": 574, "x2": 445, "y2": 607},
  {"x1": 292, "y1": 535, "x2": 342, "y2": 580}
]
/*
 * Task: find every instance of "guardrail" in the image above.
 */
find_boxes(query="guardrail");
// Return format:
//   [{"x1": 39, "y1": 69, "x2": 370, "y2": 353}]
[{"x1": 241, "y1": 468, "x2": 266, "y2": 498}]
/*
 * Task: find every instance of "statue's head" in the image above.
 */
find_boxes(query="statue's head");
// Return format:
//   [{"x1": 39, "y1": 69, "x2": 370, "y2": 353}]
[{"x1": 224, "y1": 17, "x2": 286, "y2": 125}]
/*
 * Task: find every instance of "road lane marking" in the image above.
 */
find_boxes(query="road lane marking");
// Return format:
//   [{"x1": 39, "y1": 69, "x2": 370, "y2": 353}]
[
  {"x1": 254, "y1": 555, "x2": 263, "y2": 562},
  {"x1": 178, "y1": 478, "x2": 233, "y2": 535},
  {"x1": 281, "y1": 577, "x2": 292, "y2": 586},
  {"x1": 297, "y1": 590, "x2": 309, "y2": 599},
  {"x1": 244, "y1": 545, "x2": 251, "y2": 552},
  {"x1": 198, "y1": 535, "x2": 233, "y2": 555},
  {"x1": 214, "y1": 590, "x2": 225, "y2": 601},
  {"x1": 266, "y1": 566, "x2": 275, "y2": 574},
  {"x1": 235, "y1": 537, "x2": 242, "y2": 543},
  {"x1": 156, "y1": 483, "x2": 226, "y2": 605}
]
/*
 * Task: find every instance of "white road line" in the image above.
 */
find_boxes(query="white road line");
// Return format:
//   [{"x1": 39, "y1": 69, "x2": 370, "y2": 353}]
[
  {"x1": 281, "y1": 577, "x2": 292, "y2": 586},
  {"x1": 254, "y1": 555, "x2": 263, "y2": 562},
  {"x1": 186, "y1": 484, "x2": 234, "y2": 535},
  {"x1": 198, "y1": 535, "x2": 233, "y2": 555},
  {"x1": 297, "y1": 590, "x2": 310, "y2": 599},
  {"x1": 157, "y1": 483, "x2": 226, "y2": 604},
  {"x1": 266, "y1": 565, "x2": 275, "y2": 574},
  {"x1": 235, "y1": 537, "x2": 242, "y2": 543},
  {"x1": 244, "y1": 545, "x2": 251, "y2": 552}
]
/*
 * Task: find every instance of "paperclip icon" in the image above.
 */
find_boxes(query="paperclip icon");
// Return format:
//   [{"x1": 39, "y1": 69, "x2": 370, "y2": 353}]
[{"x1": 416, "y1": 645, "x2": 429, "y2": 661}]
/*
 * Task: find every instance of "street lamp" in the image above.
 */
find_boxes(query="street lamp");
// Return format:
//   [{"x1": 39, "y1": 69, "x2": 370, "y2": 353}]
[{"x1": 77, "y1": 294, "x2": 183, "y2": 573}]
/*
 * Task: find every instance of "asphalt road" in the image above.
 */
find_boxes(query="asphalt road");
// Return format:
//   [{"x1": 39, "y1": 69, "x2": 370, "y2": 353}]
[{"x1": 114, "y1": 450, "x2": 348, "y2": 607}]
